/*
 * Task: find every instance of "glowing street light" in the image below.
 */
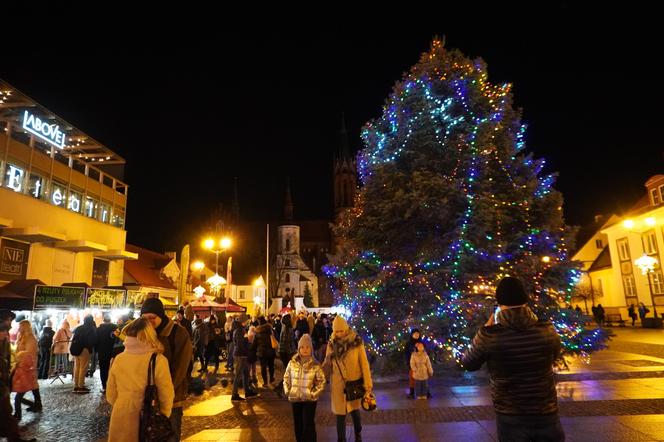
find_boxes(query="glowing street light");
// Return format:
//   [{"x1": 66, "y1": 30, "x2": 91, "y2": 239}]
[
  {"x1": 202, "y1": 236, "x2": 232, "y2": 276},
  {"x1": 193, "y1": 285, "x2": 206, "y2": 298}
]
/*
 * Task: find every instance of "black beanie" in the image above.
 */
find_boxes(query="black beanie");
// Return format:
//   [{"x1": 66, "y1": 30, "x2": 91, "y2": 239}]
[
  {"x1": 141, "y1": 298, "x2": 167, "y2": 320},
  {"x1": 496, "y1": 277, "x2": 528, "y2": 306}
]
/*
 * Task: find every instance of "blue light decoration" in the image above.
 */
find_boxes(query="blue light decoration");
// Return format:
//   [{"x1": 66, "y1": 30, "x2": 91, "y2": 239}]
[{"x1": 326, "y1": 39, "x2": 608, "y2": 363}]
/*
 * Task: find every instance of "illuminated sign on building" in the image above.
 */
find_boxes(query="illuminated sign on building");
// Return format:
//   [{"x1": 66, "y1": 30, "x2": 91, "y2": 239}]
[{"x1": 22, "y1": 110, "x2": 66, "y2": 149}]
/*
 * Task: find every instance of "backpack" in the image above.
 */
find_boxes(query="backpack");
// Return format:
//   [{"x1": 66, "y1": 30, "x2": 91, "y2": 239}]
[{"x1": 69, "y1": 332, "x2": 84, "y2": 356}]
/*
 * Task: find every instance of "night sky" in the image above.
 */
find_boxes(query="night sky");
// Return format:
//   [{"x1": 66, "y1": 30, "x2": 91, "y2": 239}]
[{"x1": 2, "y1": 13, "x2": 662, "y2": 253}]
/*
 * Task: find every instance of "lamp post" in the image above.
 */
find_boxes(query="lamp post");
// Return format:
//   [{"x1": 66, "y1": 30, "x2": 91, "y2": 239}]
[
  {"x1": 203, "y1": 236, "x2": 232, "y2": 276},
  {"x1": 634, "y1": 253, "x2": 659, "y2": 319}
]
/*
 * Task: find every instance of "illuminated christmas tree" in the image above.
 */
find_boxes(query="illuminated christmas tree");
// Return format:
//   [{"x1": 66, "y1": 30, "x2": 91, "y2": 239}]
[{"x1": 325, "y1": 39, "x2": 609, "y2": 366}]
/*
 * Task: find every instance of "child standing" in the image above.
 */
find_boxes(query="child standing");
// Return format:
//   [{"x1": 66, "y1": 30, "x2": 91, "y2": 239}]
[
  {"x1": 410, "y1": 342, "x2": 433, "y2": 399},
  {"x1": 283, "y1": 334, "x2": 326, "y2": 442}
]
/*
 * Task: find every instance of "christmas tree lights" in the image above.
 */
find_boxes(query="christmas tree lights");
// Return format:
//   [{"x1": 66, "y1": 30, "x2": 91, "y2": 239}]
[{"x1": 326, "y1": 39, "x2": 609, "y2": 365}]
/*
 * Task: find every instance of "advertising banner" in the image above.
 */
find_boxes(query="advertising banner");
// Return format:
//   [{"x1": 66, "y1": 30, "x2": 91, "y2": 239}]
[{"x1": 34, "y1": 285, "x2": 86, "y2": 310}]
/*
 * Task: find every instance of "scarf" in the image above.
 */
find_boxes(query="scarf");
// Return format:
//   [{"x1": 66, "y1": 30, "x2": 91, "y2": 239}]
[{"x1": 329, "y1": 329, "x2": 363, "y2": 360}]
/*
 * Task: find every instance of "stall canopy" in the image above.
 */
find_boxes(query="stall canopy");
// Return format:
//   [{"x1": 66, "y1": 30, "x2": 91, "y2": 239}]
[
  {"x1": 189, "y1": 295, "x2": 245, "y2": 312},
  {"x1": 0, "y1": 279, "x2": 45, "y2": 310}
]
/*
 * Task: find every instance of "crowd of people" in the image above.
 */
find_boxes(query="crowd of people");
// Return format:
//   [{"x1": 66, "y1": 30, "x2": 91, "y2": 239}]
[{"x1": 1, "y1": 275, "x2": 580, "y2": 442}]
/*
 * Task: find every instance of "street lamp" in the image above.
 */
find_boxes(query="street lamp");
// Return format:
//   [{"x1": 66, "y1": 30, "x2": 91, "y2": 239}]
[
  {"x1": 202, "y1": 236, "x2": 232, "y2": 276},
  {"x1": 634, "y1": 253, "x2": 659, "y2": 318}
]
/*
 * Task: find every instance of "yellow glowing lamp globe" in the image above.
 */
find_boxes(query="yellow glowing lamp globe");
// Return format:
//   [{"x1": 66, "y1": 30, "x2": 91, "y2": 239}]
[
  {"x1": 635, "y1": 254, "x2": 658, "y2": 275},
  {"x1": 203, "y1": 238, "x2": 215, "y2": 250},
  {"x1": 193, "y1": 285, "x2": 206, "y2": 298},
  {"x1": 221, "y1": 237, "x2": 232, "y2": 249}
]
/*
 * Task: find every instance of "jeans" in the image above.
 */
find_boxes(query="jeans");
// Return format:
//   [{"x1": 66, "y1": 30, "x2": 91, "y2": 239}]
[
  {"x1": 336, "y1": 409, "x2": 361, "y2": 441},
  {"x1": 496, "y1": 413, "x2": 565, "y2": 442},
  {"x1": 74, "y1": 348, "x2": 90, "y2": 388},
  {"x1": 226, "y1": 342, "x2": 234, "y2": 368},
  {"x1": 415, "y1": 379, "x2": 428, "y2": 397},
  {"x1": 292, "y1": 401, "x2": 317, "y2": 442},
  {"x1": 168, "y1": 406, "x2": 183, "y2": 441},
  {"x1": 54, "y1": 353, "x2": 69, "y2": 373},
  {"x1": 232, "y1": 357, "x2": 250, "y2": 396}
]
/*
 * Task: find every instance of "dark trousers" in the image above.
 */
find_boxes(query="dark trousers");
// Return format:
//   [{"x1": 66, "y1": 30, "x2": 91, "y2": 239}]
[
  {"x1": 206, "y1": 345, "x2": 219, "y2": 370},
  {"x1": 13, "y1": 389, "x2": 41, "y2": 419},
  {"x1": 99, "y1": 354, "x2": 112, "y2": 389},
  {"x1": 336, "y1": 409, "x2": 361, "y2": 441},
  {"x1": 168, "y1": 406, "x2": 183, "y2": 442},
  {"x1": 38, "y1": 346, "x2": 51, "y2": 379},
  {"x1": 0, "y1": 393, "x2": 19, "y2": 439},
  {"x1": 496, "y1": 413, "x2": 565, "y2": 442},
  {"x1": 232, "y1": 357, "x2": 250, "y2": 396},
  {"x1": 259, "y1": 356, "x2": 275, "y2": 384},
  {"x1": 292, "y1": 401, "x2": 317, "y2": 442}
]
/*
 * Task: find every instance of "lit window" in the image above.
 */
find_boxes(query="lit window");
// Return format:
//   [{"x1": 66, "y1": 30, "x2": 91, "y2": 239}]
[
  {"x1": 617, "y1": 238, "x2": 630, "y2": 261},
  {"x1": 642, "y1": 230, "x2": 658, "y2": 255},
  {"x1": 239, "y1": 290, "x2": 246, "y2": 300},
  {"x1": 653, "y1": 188, "x2": 661, "y2": 205},
  {"x1": 623, "y1": 275, "x2": 637, "y2": 297}
]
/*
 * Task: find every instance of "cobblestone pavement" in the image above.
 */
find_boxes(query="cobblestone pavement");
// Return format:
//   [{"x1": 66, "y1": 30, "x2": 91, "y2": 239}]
[{"x1": 13, "y1": 328, "x2": 664, "y2": 441}]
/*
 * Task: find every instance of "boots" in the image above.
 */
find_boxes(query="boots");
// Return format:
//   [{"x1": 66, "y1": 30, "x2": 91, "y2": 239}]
[
  {"x1": 407, "y1": 387, "x2": 414, "y2": 399},
  {"x1": 26, "y1": 389, "x2": 42, "y2": 412},
  {"x1": 13, "y1": 396, "x2": 22, "y2": 421}
]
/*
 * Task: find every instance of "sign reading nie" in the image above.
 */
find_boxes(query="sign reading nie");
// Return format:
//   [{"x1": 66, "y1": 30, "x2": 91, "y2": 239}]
[
  {"x1": 0, "y1": 239, "x2": 30, "y2": 281},
  {"x1": 34, "y1": 285, "x2": 85, "y2": 310},
  {"x1": 22, "y1": 110, "x2": 66, "y2": 149},
  {"x1": 86, "y1": 288, "x2": 126, "y2": 310}
]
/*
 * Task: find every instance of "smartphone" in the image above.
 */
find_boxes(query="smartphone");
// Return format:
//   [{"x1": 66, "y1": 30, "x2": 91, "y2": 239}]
[{"x1": 493, "y1": 306, "x2": 501, "y2": 324}]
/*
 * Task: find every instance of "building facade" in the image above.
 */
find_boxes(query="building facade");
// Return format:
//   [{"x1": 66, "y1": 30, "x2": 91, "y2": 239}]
[
  {"x1": 574, "y1": 175, "x2": 664, "y2": 318},
  {"x1": 0, "y1": 80, "x2": 135, "y2": 290}
]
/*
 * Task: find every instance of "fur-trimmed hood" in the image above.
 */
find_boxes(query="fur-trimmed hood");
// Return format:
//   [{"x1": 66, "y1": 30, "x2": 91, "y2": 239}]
[{"x1": 329, "y1": 330, "x2": 363, "y2": 360}]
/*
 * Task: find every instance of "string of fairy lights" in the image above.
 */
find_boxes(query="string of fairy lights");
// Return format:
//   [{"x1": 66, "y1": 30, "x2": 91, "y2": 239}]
[{"x1": 326, "y1": 39, "x2": 607, "y2": 362}]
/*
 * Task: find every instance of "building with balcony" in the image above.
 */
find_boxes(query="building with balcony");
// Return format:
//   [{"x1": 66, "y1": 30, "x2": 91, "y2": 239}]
[{"x1": 0, "y1": 80, "x2": 136, "y2": 290}]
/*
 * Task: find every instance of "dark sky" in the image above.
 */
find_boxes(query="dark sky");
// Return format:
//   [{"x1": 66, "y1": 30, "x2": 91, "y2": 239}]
[{"x1": 2, "y1": 11, "x2": 662, "y2": 252}]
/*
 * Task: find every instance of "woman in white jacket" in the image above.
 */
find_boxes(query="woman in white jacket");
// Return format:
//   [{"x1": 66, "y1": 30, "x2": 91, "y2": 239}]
[{"x1": 106, "y1": 318, "x2": 174, "y2": 442}]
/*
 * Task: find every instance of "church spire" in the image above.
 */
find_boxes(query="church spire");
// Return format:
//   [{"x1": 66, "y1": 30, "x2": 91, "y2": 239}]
[{"x1": 284, "y1": 177, "x2": 294, "y2": 221}]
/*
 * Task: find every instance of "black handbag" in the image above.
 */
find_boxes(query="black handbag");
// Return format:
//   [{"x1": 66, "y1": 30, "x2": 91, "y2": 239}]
[
  {"x1": 334, "y1": 357, "x2": 366, "y2": 401},
  {"x1": 140, "y1": 353, "x2": 174, "y2": 442}
]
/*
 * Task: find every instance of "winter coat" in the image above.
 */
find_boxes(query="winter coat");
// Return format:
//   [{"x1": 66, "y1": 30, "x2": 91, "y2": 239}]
[
  {"x1": 307, "y1": 315, "x2": 315, "y2": 334},
  {"x1": 72, "y1": 317, "x2": 97, "y2": 354},
  {"x1": 95, "y1": 322, "x2": 118, "y2": 359},
  {"x1": 156, "y1": 320, "x2": 192, "y2": 407},
  {"x1": 279, "y1": 324, "x2": 296, "y2": 356},
  {"x1": 284, "y1": 354, "x2": 326, "y2": 402},
  {"x1": 461, "y1": 306, "x2": 561, "y2": 415},
  {"x1": 106, "y1": 337, "x2": 174, "y2": 442},
  {"x1": 232, "y1": 325, "x2": 249, "y2": 358},
  {"x1": 52, "y1": 325, "x2": 72, "y2": 355},
  {"x1": 184, "y1": 304, "x2": 194, "y2": 321},
  {"x1": 192, "y1": 322, "x2": 209, "y2": 352},
  {"x1": 12, "y1": 351, "x2": 38, "y2": 393},
  {"x1": 311, "y1": 322, "x2": 328, "y2": 348},
  {"x1": 410, "y1": 351, "x2": 433, "y2": 380},
  {"x1": 252, "y1": 323, "x2": 276, "y2": 359},
  {"x1": 39, "y1": 327, "x2": 55, "y2": 349},
  {"x1": 207, "y1": 321, "x2": 223, "y2": 347},
  {"x1": 324, "y1": 331, "x2": 373, "y2": 415},
  {"x1": 178, "y1": 317, "x2": 193, "y2": 337},
  {"x1": 16, "y1": 333, "x2": 38, "y2": 366},
  {"x1": 295, "y1": 318, "x2": 309, "y2": 339},
  {"x1": 405, "y1": 336, "x2": 422, "y2": 368}
]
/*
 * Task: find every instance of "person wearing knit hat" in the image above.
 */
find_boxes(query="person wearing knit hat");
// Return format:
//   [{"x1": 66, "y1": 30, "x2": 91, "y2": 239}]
[
  {"x1": 283, "y1": 333, "x2": 325, "y2": 442},
  {"x1": 140, "y1": 296, "x2": 192, "y2": 440},
  {"x1": 461, "y1": 276, "x2": 564, "y2": 441},
  {"x1": 323, "y1": 316, "x2": 373, "y2": 442},
  {"x1": 495, "y1": 276, "x2": 529, "y2": 307}
]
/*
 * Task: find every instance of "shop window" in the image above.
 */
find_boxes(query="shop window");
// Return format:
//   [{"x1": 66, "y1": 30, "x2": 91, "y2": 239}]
[
  {"x1": 28, "y1": 173, "x2": 44, "y2": 199},
  {"x1": 68, "y1": 189, "x2": 83, "y2": 213},
  {"x1": 84, "y1": 197, "x2": 98, "y2": 219},
  {"x1": 50, "y1": 182, "x2": 67, "y2": 207},
  {"x1": 4, "y1": 163, "x2": 25, "y2": 192},
  {"x1": 99, "y1": 202, "x2": 111, "y2": 223},
  {"x1": 111, "y1": 207, "x2": 125, "y2": 228}
]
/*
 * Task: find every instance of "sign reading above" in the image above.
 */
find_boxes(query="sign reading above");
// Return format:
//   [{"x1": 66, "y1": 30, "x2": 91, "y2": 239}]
[
  {"x1": 86, "y1": 288, "x2": 127, "y2": 310},
  {"x1": 22, "y1": 110, "x2": 66, "y2": 149}
]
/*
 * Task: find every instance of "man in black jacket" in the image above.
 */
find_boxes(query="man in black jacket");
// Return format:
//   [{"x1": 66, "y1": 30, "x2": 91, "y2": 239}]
[
  {"x1": 461, "y1": 277, "x2": 564, "y2": 441},
  {"x1": 231, "y1": 314, "x2": 258, "y2": 402},
  {"x1": 71, "y1": 315, "x2": 97, "y2": 394},
  {"x1": 95, "y1": 314, "x2": 117, "y2": 392}
]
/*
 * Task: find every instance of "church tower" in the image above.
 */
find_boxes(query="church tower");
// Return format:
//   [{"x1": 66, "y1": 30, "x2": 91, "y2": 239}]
[{"x1": 333, "y1": 113, "x2": 357, "y2": 217}]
